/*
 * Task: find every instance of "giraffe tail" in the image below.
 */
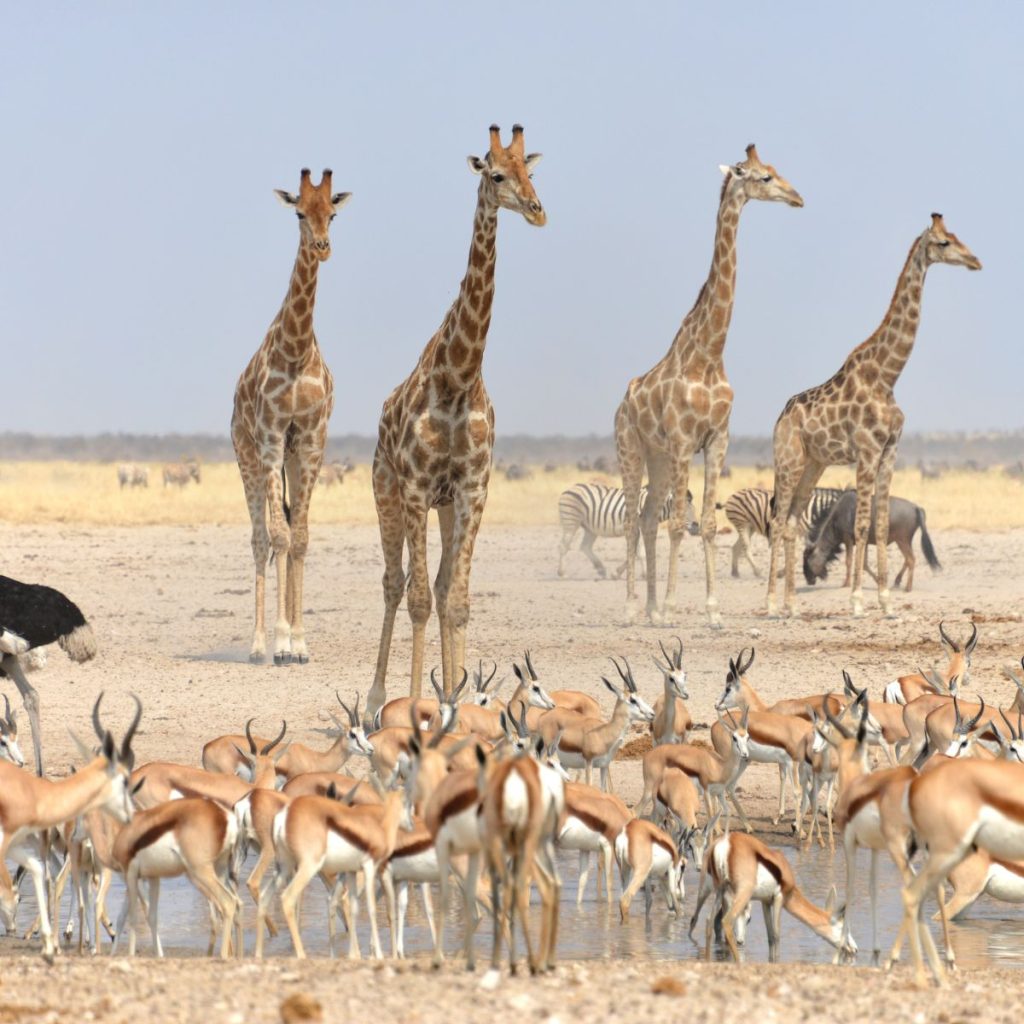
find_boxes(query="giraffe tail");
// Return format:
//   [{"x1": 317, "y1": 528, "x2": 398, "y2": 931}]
[{"x1": 268, "y1": 467, "x2": 291, "y2": 567}]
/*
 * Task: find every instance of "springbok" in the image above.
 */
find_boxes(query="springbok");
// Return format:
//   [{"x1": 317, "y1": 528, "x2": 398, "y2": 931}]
[
  {"x1": 535, "y1": 658, "x2": 655, "y2": 792},
  {"x1": 111, "y1": 796, "x2": 240, "y2": 958},
  {"x1": 0, "y1": 693, "x2": 26, "y2": 767},
  {"x1": 615, "y1": 817, "x2": 684, "y2": 921},
  {"x1": 649, "y1": 637, "x2": 691, "y2": 745},
  {"x1": 883, "y1": 621, "x2": 977, "y2": 704},
  {"x1": 0, "y1": 694, "x2": 140, "y2": 960},
  {"x1": 690, "y1": 832, "x2": 854, "y2": 963},
  {"x1": 637, "y1": 710, "x2": 751, "y2": 832},
  {"x1": 557, "y1": 781, "x2": 633, "y2": 906}
]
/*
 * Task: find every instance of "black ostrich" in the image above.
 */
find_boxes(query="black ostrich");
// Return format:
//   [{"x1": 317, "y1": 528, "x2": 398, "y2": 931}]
[{"x1": 0, "y1": 575, "x2": 97, "y2": 775}]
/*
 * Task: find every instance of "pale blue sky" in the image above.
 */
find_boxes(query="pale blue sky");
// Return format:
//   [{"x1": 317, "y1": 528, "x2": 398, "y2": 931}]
[{"x1": 1, "y1": 2, "x2": 1017, "y2": 438}]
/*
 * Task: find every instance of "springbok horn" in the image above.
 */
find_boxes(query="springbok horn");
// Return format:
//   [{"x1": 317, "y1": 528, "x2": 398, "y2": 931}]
[
  {"x1": 738, "y1": 647, "x2": 756, "y2": 676},
  {"x1": 430, "y1": 668, "x2": 444, "y2": 702},
  {"x1": 966, "y1": 696, "x2": 986, "y2": 733},
  {"x1": 92, "y1": 692, "x2": 106, "y2": 743},
  {"x1": 823, "y1": 696, "x2": 853, "y2": 741},
  {"x1": 610, "y1": 656, "x2": 630, "y2": 688},
  {"x1": 964, "y1": 621, "x2": 979, "y2": 654},
  {"x1": 453, "y1": 669, "x2": 469, "y2": 703},
  {"x1": 952, "y1": 694, "x2": 964, "y2": 732},
  {"x1": 621, "y1": 656, "x2": 638, "y2": 692},
  {"x1": 525, "y1": 650, "x2": 539, "y2": 681},
  {"x1": 938, "y1": 621, "x2": 959, "y2": 652},
  {"x1": 674, "y1": 636, "x2": 684, "y2": 668},
  {"x1": 658, "y1": 638, "x2": 674, "y2": 671},
  {"x1": 3, "y1": 693, "x2": 14, "y2": 727},
  {"x1": 484, "y1": 660, "x2": 498, "y2": 688},
  {"x1": 121, "y1": 694, "x2": 143, "y2": 767},
  {"x1": 999, "y1": 707, "x2": 1017, "y2": 743},
  {"x1": 261, "y1": 720, "x2": 287, "y2": 756},
  {"x1": 245, "y1": 718, "x2": 258, "y2": 755},
  {"x1": 353, "y1": 693, "x2": 361, "y2": 725}
]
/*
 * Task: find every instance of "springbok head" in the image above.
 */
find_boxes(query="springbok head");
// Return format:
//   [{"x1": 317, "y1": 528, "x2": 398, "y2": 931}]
[
  {"x1": 332, "y1": 692, "x2": 375, "y2": 758},
  {"x1": 606, "y1": 656, "x2": 655, "y2": 722},
  {"x1": 938, "y1": 621, "x2": 978, "y2": 686},
  {"x1": 0, "y1": 694, "x2": 25, "y2": 768},
  {"x1": 511, "y1": 656, "x2": 556, "y2": 710},
  {"x1": 653, "y1": 636, "x2": 688, "y2": 700},
  {"x1": 430, "y1": 668, "x2": 469, "y2": 731},
  {"x1": 715, "y1": 648, "x2": 756, "y2": 711},
  {"x1": 717, "y1": 707, "x2": 751, "y2": 762},
  {"x1": 471, "y1": 660, "x2": 506, "y2": 708},
  {"x1": 944, "y1": 695, "x2": 987, "y2": 759}
]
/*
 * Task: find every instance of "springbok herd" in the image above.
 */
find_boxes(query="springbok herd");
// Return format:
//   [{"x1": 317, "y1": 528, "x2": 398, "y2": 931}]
[{"x1": 4, "y1": 623, "x2": 1024, "y2": 984}]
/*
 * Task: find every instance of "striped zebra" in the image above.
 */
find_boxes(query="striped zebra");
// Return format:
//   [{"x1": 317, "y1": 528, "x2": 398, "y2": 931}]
[
  {"x1": 557, "y1": 483, "x2": 697, "y2": 579},
  {"x1": 719, "y1": 487, "x2": 847, "y2": 578}
]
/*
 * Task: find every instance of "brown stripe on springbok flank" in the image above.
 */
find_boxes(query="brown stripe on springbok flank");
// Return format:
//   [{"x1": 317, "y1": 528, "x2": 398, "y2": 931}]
[
  {"x1": 438, "y1": 785, "x2": 480, "y2": 823},
  {"x1": 392, "y1": 833, "x2": 435, "y2": 859},
  {"x1": 569, "y1": 805, "x2": 618, "y2": 841},
  {"x1": 843, "y1": 788, "x2": 881, "y2": 826},
  {"x1": 756, "y1": 853, "x2": 784, "y2": 888},
  {"x1": 326, "y1": 815, "x2": 366, "y2": 850},
  {"x1": 127, "y1": 816, "x2": 176, "y2": 862},
  {"x1": 983, "y1": 787, "x2": 1024, "y2": 828},
  {"x1": 989, "y1": 856, "x2": 1024, "y2": 879}
]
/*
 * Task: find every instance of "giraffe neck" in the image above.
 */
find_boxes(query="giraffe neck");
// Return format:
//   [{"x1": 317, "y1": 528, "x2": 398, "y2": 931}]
[
  {"x1": 435, "y1": 186, "x2": 499, "y2": 389},
  {"x1": 854, "y1": 235, "x2": 929, "y2": 390},
  {"x1": 670, "y1": 186, "x2": 746, "y2": 368},
  {"x1": 272, "y1": 238, "x2": 322, "y2": 363}
]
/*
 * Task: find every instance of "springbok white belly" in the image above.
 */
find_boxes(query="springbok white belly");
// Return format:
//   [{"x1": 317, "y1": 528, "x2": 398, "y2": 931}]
[
  {"x1": 437, "y1": 805, "x2": 482, "y2": 855},
  {"x1": 133, "y1": 831, "x2": 186, "y2": 878},
  {"x1": 976, "y1": 806, "x2": 1024, "y2": 861},
  {"x1": 558, "y1": 816, "x2": 604, "y2": 853},
  {"x1": 390, "y1": 847, "x2": 440, "y2": 884},
  {"x1": 746, "y1": 740, "x2": 791, "y2": 768}
]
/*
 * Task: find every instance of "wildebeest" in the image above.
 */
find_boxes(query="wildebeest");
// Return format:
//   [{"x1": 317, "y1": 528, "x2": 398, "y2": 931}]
[
  {"x1": 117, "y1": 464, "x2": 149, "y2": 488},
  {"x1": 162, "y1": 461, "x2": 201, "y2": 487},
  {"x1": 803, "y1": 492, "x2": 940, "y2": 592}
]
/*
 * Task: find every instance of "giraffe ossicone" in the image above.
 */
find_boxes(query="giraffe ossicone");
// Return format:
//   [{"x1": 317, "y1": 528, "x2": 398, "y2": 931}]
[
  {"x1": 765, "y1": 213, "x2": 981, "y2": 619},
  {"x1": 231, "y1": 168, "x2": 350, "y2": 665},
  {"x1": 615, "y1": 144, "x2": 803, "y2": 629},
  {"x1": 366, "y1": 124, "x2": 545, "y2": 724}
]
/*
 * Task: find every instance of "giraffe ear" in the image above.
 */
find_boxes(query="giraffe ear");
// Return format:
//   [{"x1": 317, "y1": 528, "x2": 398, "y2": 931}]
[
  {"x1": 524, "y1": 152, "x2": 543, "y2": 170},
  {"x1": 275, "y1": 189, "x2": 299, "y2": 207},
  {"x1": 719, "y1": 164, "x2": 732, "y2": 177},
  {"x1": 467, "y1": 156, "x2": 487, "y2": 175},
  {"x1": 331, "y1": 192, "x2": 352, "y2": 211}
]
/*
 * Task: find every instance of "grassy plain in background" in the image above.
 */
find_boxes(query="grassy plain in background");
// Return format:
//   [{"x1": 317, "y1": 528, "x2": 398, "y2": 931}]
[{"x1": 1, "y1": 461, "x2": 1022, "y2": 531}]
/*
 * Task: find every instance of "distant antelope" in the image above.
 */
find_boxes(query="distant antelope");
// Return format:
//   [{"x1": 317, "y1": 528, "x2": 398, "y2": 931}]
[
  {"x1": 162, "y1": 461, "x2": 201, "y2": 487},
  {"x1": 317, "y1": 460, "x2": 350, "y2": 487},
  {"x1": 117, "y1": 464, "x2": 149, "y2": 488}
]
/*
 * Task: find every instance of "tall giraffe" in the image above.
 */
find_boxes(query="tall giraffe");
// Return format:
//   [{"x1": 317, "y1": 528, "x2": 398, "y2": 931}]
[
  {"x1": 615, "y1": 145, "x2": 803, "y2": 628},
  {"x1": 366, "y1": 124, "x2": 545, "y2": 720},
  {"x1": 766, "y1": 214, "x2": 981, "y2": 618},
  {"x1": 231, "y1": 168, "x2": 351, "y2": 664}
]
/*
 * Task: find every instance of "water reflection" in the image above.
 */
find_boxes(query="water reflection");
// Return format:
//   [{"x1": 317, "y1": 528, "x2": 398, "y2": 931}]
[{"x1": 10, "y1": 844, "x2": 1024, "y2": 966}]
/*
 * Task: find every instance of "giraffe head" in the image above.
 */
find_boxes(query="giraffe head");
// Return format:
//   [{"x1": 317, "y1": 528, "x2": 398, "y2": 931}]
[
  {"x1": 275, "y1": 168, "x2": 352, "y2": 262},
  {"x1": 468, "y1": 124, "x2": 546, "y2": 226},
  {"x1": 922, "y1": 213, "x2": 982, "y2": 271},
  {"x1": 719, "y1": 144, "x2": 803, "y2": 208}
]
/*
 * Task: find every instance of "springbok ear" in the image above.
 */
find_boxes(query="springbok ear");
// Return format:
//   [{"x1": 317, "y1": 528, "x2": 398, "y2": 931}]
[
  {"x1": 467, "y1": 156, "x2": 487, "y2": 175},
  {"x1": 272, "y1": 741, "x2": 291, "y2": 764},
  {"x1": 232, "y1": 743, "x2": 254, "y2": 765},
  {"x1": 825, "y1": 884, "x2": 837, "y2": 915},
  {"x1": 331, "y1": 192, "x2": 352, "y2": 210},
  {"x1": 67, "y1": 728, "x2": 92, "y2": 761},
  {"x1": 535, "y1": 736, "x2": 545, "y2": 759},
  {"x1": 525, "y1": 152, "x2": 543, "y2": 170},
  {"x1": 274, "y1": 189, "x2": 299, "y2": 207},
  {"x1": 131, "y1": 777, "x2": 146, "y2": 797},
  {"x1": 475, "y1": 743, "x2": 487, "y2": 767},
  {"x1": 601, "y1": 676, "x2": 620, "y2": 697}
]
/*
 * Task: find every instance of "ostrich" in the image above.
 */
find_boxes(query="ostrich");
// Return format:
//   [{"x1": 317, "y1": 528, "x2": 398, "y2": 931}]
[{"x1": 0, "y1": 575, "x2": 97, "y2": 775}]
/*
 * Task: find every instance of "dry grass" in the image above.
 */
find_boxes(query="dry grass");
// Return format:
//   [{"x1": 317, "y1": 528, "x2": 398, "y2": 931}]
[{"x1": 1, "y1": 460, "x2": 1021, "y2": 530}]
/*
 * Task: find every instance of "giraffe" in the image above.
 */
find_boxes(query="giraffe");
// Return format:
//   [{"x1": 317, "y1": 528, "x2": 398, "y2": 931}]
[
  {"x1": 766, "y1": 214, "x2": 981, "y2": 619},
  {"x1": 231, "y1": 168, "x2": 351, "y2": 665},
  {"x1": 366, "y1": 124, "x2": 545, "y2": 721},
  {"x1": 615, "y1": 145, "x2": 803, "y2": 628}
]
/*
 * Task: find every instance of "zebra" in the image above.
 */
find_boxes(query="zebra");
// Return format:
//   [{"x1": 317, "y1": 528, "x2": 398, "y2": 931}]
[
  {"x1": 719, "y1": 487, "x2": 847, "y2": 578},
  {"x1": 557, "y1": 483, "x2": 697, "y2": 579},
  {"x1": 117, "y1": 464, "x2": 149, "y2": 489}
]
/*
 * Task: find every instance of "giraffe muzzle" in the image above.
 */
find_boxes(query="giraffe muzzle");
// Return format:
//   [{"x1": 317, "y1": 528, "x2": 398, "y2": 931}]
[{"x1": 525, "y1": 201, "x2": 547, "y2": 227}]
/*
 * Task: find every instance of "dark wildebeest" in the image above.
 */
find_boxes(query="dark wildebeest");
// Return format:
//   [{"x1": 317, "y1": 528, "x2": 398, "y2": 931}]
[{"x1": 803, "y1": 492, "x2": 940, "y2": 592}]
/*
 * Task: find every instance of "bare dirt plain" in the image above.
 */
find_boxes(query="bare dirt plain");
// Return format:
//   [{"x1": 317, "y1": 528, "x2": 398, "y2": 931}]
[{"x1": 1, "y1": 516, "x2": 1023, "y2": 1022}]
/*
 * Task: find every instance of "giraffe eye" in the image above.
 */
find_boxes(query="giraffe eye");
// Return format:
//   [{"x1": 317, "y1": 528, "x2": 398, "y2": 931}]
[
  {"x1": 491, "y1": 173, "x2": 505, "y2": 184},
  {"x1": 329, "y1": 214, "x2": 336, "y2": 221},
  {"x1": 938, "y1": 240, "x2": 950, "y2": 247},
  {"x1": 761, "y1": 175, "x2": 773, "y2": 183},
  {"x1": 296, "y1": 212, "x2": 306, "y2": 220}
]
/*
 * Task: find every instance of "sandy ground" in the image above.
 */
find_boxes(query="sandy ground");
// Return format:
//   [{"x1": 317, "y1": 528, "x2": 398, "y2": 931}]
[{"x1": 2, "y1": 520, "x2": 1023, "y2": 1020}]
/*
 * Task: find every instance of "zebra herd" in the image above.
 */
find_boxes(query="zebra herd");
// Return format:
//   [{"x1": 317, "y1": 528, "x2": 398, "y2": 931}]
[{"x1": 558, "y1": 482, "x2": 940, "y2": 592}]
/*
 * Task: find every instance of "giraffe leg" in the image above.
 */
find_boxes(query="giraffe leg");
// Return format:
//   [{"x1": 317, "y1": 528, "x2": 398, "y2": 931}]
[
  {"x1": 873, "y1": 441, "x2": 900, "y2": 616},
  {"x1": 698, "y1": 432, "x2": 728, "y2": 628},
  {"x1": 782, "y1": 461, "x2": 825, "y2": 616},
  {"x1": 641, "y1": 459, "x2": 672, "y2": 624},
  {"x1": 233, "y1": 433, "x2": 271, "y2": 664},
  {"x1": 849, "y1": 457, "x2": 881, "y2": 618},
  {"x1": 661, "y1": 455, "x2": 694, "y2": 625},
  {"x1": 443, "y1": 487, "x2": 488, "y2": 695},
  {"x1": 402, "y1": 497, "x2": 432, "y2": 700},
  {"x1": 615, "y1": 405, "x2": 645, "y2": 623},
  {"x1": 284, "y1": 444, "x2": 324, "y2": 664},
  {"x1": 259, "y1": 439, "x2": 292, "y2": 665},
  {"x1": 369, "y1": 454, "x2": 407, "y2": 722},
  {"x1": 765, "y1": 466, "x2": 797, "y2": 617},
  {"x1": 435, "y1": 503, "x2": 457, "y2": 695}
]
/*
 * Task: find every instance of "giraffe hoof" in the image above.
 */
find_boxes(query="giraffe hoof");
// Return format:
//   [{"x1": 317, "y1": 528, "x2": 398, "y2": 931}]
[
  {"x1": 273, "y1": 651, "x2": 292, "y2": 666},
  {"x1": 249, "y1": 652, "x2": 266, "y2": 665},
  {"x1": 293, "y1": 653, "x2": 309, "y2": 665}
]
